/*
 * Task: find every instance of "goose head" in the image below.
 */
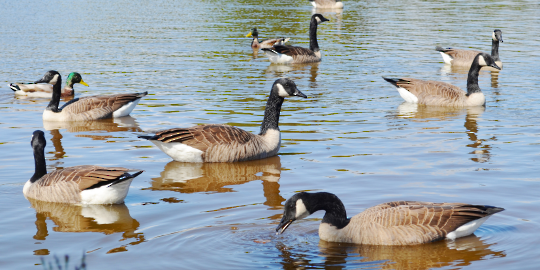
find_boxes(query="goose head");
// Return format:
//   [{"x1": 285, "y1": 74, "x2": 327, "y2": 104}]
[
  {"x1": 31, "y1": 130, "x2": 46, "y2": 152},
  {"x1": 246, "y1": 28, "x2": 259, "y2": 38},
  {"x1": 34, "y1": 70, "x2": 61, "y2": 85},
  {"x1": 66, "y1": 72, "x2": 89, "y2": 87},
  {"x1": 476, "y1": 52, "x2": 501, "y2": 70},
  {"x1": 272, "y1": 78, "x2": 307, "y2": 98},
  {"x1": 276, "y1": 192, "x2": 312, "y2": 234},
  {"x1": 492, "y1": 29, "x2": 503, "y2": 43},
  {"x1": 312, "y1": 14, "x2": 330, "y2": 24}
]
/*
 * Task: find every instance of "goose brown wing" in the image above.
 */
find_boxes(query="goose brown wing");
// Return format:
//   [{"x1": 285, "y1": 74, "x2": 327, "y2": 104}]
[
  {"x1": 395, "y1": 78, "x2": 466, "y2": 103},
  {"x1": 358, "y1": 201, "x2": 498, "y2": 243},
  {"x1": 439, "y1": 48, "x2": 482, "y2": 61},
  {"x1": 273, "y1": 45, "x2": 316, "y2": 57},
  {"x1": 61, "y1": 92, "x2": 147, "y2": 118},
  {"x1": 150, "y1": 124, "x2": 256, "y2": 152},
  {"x1": 35, "y1": 165, "x2": 141, "y2": 191}
]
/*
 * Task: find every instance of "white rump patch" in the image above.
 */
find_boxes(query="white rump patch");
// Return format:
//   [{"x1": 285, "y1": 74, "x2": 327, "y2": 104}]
[
  {"x1": 151, "y1": 141, "x2": 204, "y2": 162},
  {"x1": 446, "y1": 216, "x2": 490, "y2": 240},
  {"x1": 263, "y1": 50, "x2": 294, "y2": 64},
  {"x1": 439, "y1": 52, "x2": 453, "y2": 65},
  {"x1": 80, "y1": 178, "x2": 134, "y2": 204},
  {"x1": 396, "y1": 87, "x2": 419, "y2": 103},
  {"x1": 295, "y1": 199, "x2": 310, "y2": 220},
  {"x1": 478, "y1": 55, "x2": 487, "y2": 66},
  {"x1": 276, "y1": 83, "x2": 289, "y2": 97},
  {"x1": 112, "y1": 99, "x2": 142, "y2": 118}
]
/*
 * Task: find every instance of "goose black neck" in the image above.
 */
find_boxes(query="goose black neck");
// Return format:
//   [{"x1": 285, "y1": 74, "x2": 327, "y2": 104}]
[
  {"x1": 309, "y1": 18, "x2": 320, "y2": 52},
  {"x1": 310, "y1": 192, "x2": 350, "y2": 229},
  {"x1": 466, "y1": 55, "x2": 483, "y2": 95},
  {"x1": 259, "y1": 88, "x2": 285, "y2": 135},
  {"x1": 491, "y1": 39, "x2": 500, "y2": 61},
  {"x1": 46, "y1": 76, "x2": 62, "y2": 112},
  {"x1": 30, "y1": 143, "x2": 47, "y2": 183}
]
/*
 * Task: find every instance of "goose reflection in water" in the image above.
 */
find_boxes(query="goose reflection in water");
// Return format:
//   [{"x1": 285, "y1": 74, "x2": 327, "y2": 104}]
[
  {"x1": 264, "y1": 62, "x2": 320, "y2": 87},
  {"x1": 397, "y1": 104, "x2": 494, "y2": 163},
  {"x1": 43, "y1": 116, "x2": 142, "y2": 166},
  {"x1": 29, "y1": 199, "x2": 144, "y2": 253},
  {"x1": 148, "y1": 156, "x2": 284, "y2": 209},
  {"x1": 276, "y1": 235, "x2": 504, "y2": 269}
]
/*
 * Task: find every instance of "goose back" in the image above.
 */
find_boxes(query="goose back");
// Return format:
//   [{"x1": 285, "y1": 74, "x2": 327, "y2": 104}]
[
  {"x1": 320, "y1": 201, "x2": 501, "y2": 245},
  {"x1": 272, "y1": 45, "x2": 322, "y2": 63},
  {"x1": 146, "y1": 124, "x2": 281, "y2": 162},
  {"x1": 24, "y1": 165, "x2": 139, "y2": 204},
  {"x1": 44, "y1": 92, "x2": 147, "y2": 121},
  {"x1": 389, "y1": 78, "x2": 477, "y2": 107}
]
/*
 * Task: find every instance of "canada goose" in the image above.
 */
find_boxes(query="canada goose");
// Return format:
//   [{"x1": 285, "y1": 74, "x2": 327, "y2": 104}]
[
  {"x1": 276, "y1": 192, "x2": 504, "y2": 245},
  {"x1": 382, "y1": 52, "x2": 500, "y2": 107},
  {"x1": 436, "y1": 29, "x2": 503, "y2": 71},
  {"x1": 23, "y1": 130, "x2": 144, "y2": 204},
  {"x1": 246, "y1": 28, "x2": 290, "y2": 50},
  {"x1": 36, "y1": 70, "x2": 147, "y2": 121},
  {"x1": 9, "y1": 71, "x2": 89, "y2": 98},
  {"x1": 309, "y1": 0, "x2": 344, "y2": 9},
  {"x1": 261, "y1": 14, "x2": 329, "y2": 64},
  {"x1": 138, "y1": 78, "x2": 307, "y2": 162}
]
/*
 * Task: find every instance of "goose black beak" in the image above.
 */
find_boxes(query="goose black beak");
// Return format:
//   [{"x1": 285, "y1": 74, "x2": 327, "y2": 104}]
[
  {"x1": 276, "y1": 218, "x2": 294, "y2": 235},
  {"x1": 293, "y1": 89, "x2": 308, "y2": 98},
  {"x1": 491, "y1": 63, "x2": 501, "y2": 70}
]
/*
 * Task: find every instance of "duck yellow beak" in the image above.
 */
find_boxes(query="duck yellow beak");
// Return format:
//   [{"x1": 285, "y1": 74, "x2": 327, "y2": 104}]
[
  {"x1": 246, "y1": 32, "x2": 252, "y2": 38},
  {"x1": 80, "y1": 80, "x2": 89, "y2": 87}
]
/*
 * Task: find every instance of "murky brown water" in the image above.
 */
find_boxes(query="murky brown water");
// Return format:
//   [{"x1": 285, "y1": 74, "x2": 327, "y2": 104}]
[{"x1": 1, "y1": 0, "x2": 539, "y2": 269}]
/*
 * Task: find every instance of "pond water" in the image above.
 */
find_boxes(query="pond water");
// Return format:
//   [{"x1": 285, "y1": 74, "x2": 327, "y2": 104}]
[{"x1": 0, "y1": 0, "x2": 539, "y2": 269}]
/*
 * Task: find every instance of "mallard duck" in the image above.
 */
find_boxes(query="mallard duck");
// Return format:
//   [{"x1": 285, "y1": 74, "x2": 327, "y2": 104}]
[
  {"x1": 9, "y1": 71, "x2": 88, "y2": 98},
  {"x1": 138, "y1": 78, "x2": 307, "y2": 162},
  {"x1": 246, "y1": 28, "x2": 289, "y2": 50},
  {"x1": 436, "y1": 29, "x2": 503, "y2": 71},
  {"x1": 277, "y1": 192, "x2": 504, "y2": 245},
  {"x1": 383, "y1": 52, "x2": 500, "y2": 107},
  {"x1": 261, "y1": 14, "x2": 329, "y2": 64},
  {"x1": 23, "y1": 130, "x2": 144, "y2": 204},
  {"x1": 36, "y1": 70, "x2": 147, "y2": 121}
]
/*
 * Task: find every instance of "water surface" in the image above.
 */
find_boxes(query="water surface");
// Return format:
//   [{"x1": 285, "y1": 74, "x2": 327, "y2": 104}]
[{"x1": 0, "y1": 0, "x2": 539, "y2": 269}]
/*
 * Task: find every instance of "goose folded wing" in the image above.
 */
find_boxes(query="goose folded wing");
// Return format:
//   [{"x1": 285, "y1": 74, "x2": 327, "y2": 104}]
[
  {"x1": 36, "y1": 165, "x2": 135, "y2": 191},
  {"x1": 273, "y1": 45, "x2": 316, "y2": 57},
  {"x1": 360, "y1": 201, "x2": 492, "y2": 243},
  {"x1": 60, "y1": 93, "x2": 145, "y2": 118},
  {"x1": 395, "y1": 78, "x2": 465, "y2": 102},
  {"x1": 151, "y1": 124, "x2": 256, "y2": 152}
]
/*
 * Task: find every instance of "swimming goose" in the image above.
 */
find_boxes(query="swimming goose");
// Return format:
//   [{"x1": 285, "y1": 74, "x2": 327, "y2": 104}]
[
  {"x1": 138, "y1": 78, "x2": 307, "y2": 162},
  {"x1": 382, "y1": 52, "x2": 500, "y2": 107},
  {"x1": 436, "y1": 29, "x2": 503, "y2": 71},
  {"x1": 276, "y1": 192, "x2": 504, "y2": 245},
  {"x1": 9, "y1": 71, "x2": 89, "y2": 98},
  {"x1": 36, "y1": 70, "x2": 147, "y2": 121},
  {"x1": 23, "y1": 130, "x2": 143, "y2": 204},
  {"x1": 309, "y1": 0, "x2": 344, "y2": 9},
  {"x1": 246, "y1": 28, "x2": 290, "y2": 50},
  {"x1": 261, "y1": 14, "x2": 329, "y2": 64}
]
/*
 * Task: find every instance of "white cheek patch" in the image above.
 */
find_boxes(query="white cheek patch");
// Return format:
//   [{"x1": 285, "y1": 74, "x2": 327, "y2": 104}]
[
  {"x1": 492, "y1": 31, "x2": 497, "y2": 41},
  {"x1": 315, "y1": 16, "x2": 321, "y2": 23},
  {"x1": 295, "y1": 199, "x2": 310, "y2": 219},
  {"x1": 49, "y1": 74, "x2": 59, "y2": 85},
  {"x1": 276, "y1": 83, "x2": 289, "y2": 97},
  {"x1": 478, "y1": 55, "x2": 487, "y2": 66}
]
